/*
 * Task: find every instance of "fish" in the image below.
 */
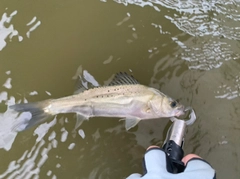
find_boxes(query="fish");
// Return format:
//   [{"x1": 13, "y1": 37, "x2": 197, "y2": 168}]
[{"x1": 10, "y1": 72, "x2": 185, "y2": 131}]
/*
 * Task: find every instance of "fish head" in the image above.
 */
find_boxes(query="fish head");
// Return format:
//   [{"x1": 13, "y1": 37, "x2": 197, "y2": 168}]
[
  {"x1": 149, "y1": 92, "x2": 185, "y2": 118},
  {"x1": 164, "y1": 98, "x2": 185, "y2": 117}
]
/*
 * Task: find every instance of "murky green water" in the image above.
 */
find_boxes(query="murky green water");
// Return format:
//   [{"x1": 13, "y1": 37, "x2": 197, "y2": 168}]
[{"x1": 0, "y1": 0, "x2": 240, "y2": 178}]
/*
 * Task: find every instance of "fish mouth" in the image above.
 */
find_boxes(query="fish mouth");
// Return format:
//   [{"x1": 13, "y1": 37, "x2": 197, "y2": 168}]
[
  {"x1": 175, "y1": 110, "x2": 185, "y2": 117},
  {"x1": 175, "y1": 106, "x2": 186, "y2": 117}
]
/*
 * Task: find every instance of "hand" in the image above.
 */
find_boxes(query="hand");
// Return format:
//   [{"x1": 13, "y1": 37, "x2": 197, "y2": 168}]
[{"x1": 126, "y1": 146, "x2": 216, "y2": 179}]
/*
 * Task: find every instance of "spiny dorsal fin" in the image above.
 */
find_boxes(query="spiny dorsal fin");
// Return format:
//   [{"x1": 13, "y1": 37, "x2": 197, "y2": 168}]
[
  {"x1": 74, "y1": 76, "x2": 88, "y2": 94},
  {"x1": 74, "y1": 71, "x2": 100, "y2": 94},
  {"x1": 108, "y1": 72, "x2": 139, "y2": 86}
]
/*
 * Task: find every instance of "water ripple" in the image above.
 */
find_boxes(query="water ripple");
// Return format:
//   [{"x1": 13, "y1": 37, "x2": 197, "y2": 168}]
[
  {"x1": 0, "y1": 93, "x2": 17, "y2": 151},
  {"x1": 0, "y1": 117, "x2": 57, "y2": 179},
  {"x1": 0, "y1": 10, "x2": 41, "y2": 51},
  {"x1": 172, "y1": 35, "x2": 240, "y2": 70},
  {"x1": 155, "y1": 0, "x2": 240, "y2": 40},
  {"x1": 110, "y1": 0, "x2": 240, "y2": 71},
  {"x1": 213, "y1": 60, "x2": 240, "y2": 100},
  {"x1": 121, "y1": 0, "x2": 240, "y2": 39},
  {"x1": 0, "y1": 10, "x2": 20, "y2": 51}
]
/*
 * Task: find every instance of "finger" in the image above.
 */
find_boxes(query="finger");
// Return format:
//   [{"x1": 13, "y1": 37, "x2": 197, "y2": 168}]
[
  {"x1": 146, "y1": 145, "x2": 160, "y2": 151},
  {"x1": 182, "y1": 154, "x2": 202, "y2": 165},
  {"x1": 126, "y1": 173, "x2": 142, "y2": 179},
  {"x1": 181, "y1": 158, "x2": 216, "y2": 178},
  {"x1": 143, "y1": 148, "x2": 168, "y2": 173}
]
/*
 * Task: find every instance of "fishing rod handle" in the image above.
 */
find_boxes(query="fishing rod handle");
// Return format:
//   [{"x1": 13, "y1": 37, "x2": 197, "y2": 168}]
[{"x1": 163, "y1": 120, "x2": 187, "y2": 173}]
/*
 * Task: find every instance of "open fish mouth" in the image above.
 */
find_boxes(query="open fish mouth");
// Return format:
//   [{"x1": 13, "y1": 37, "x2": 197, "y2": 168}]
[
  {"x1": 171, "y1": 108, "x2": 196, "y2": 126},
  {"x1": 175, "y1": 110, "x2": 185, "y2": 117},
  {"x1": 174, "y1": 106, "x2": 187, "y2": 117}
]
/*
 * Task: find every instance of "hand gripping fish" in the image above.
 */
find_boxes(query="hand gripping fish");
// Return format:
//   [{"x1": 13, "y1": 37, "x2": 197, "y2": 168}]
[{"x1": 10, "y1": 72, "x2": 185, "y2": 131}]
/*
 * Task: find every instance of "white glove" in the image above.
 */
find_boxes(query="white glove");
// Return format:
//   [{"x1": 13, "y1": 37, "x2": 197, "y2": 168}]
[{"x1": 127, "y1": 148, "x2": 216, "y2": 179}]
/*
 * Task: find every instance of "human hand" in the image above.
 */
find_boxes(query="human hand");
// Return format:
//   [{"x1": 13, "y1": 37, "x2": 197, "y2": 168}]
[{"x1": 126, "y1": 146, "x2": 216, "y2": 179}]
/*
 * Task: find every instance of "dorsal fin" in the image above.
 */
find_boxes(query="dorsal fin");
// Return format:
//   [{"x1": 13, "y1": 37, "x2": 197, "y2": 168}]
[
  {"x1": 74, "y1": 71, "x2": 100, "y2": 94},
  {"x1": 108, "y1": 72, "x2": 139, "y2": 86},
  {"x1": 74, "y1": 76, "x2": 88, "y2": 94}
]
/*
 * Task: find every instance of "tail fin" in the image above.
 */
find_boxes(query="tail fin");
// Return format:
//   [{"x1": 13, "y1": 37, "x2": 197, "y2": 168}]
[{"x1": 10, "y1": 100, "x2": 51, "y2": 132}]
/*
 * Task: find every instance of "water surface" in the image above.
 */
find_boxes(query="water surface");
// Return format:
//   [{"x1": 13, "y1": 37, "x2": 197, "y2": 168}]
[{"x1": 0, "y1": 0, "x2": 240, "y2": 178}]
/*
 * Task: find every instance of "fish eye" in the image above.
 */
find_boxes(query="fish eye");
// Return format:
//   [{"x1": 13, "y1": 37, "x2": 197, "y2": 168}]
[{"x1": 170, "y1": 101, "x2": 177, "y2": 108}]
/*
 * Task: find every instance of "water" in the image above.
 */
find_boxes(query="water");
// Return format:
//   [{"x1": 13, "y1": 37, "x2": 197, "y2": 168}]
[{"x1": 0, "y1": 0, "x2": 240, "y2": 178}]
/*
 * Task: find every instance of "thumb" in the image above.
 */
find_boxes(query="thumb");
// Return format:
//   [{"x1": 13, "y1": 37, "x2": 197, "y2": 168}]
[
  {"x1": 182, "y1": 156, "x2": 216, "y2": 179},
  {"x1": 182, "y1": 154, "x2": 201, "y2": 165}
]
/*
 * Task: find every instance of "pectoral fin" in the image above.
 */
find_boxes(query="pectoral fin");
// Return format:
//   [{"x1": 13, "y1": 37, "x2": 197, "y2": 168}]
[
  {"x1": 124, "y1": 118, "x2": 141, "y2": 131},
  {"x1": 74, "y1": 113, "x2": 89, "y2": 130}
]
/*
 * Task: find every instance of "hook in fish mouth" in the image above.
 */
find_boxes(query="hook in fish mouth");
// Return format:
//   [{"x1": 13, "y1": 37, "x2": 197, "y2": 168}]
[
  {"x1": 184, "y1": 106, "x2": 192, "y2": 112},
  {"x1": 171, "y1": 108, "x2": 196, "y2": 126},
  {"x1": 175, "y1": 110, "x2": 185, "y2": 117},
  {"x1": 174, "y1": 105, "x2": 187, "y2": 117}
]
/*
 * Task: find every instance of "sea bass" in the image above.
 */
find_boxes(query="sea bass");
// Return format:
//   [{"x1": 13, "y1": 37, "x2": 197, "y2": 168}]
[{"x1": 10, "y1": 72, "x2": 185, "y2": 131}]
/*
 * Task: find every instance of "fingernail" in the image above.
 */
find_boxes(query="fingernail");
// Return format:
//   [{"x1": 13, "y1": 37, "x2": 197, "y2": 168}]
[{"x1": 146, "y1": 145, "x2": 160, "y2": 151}]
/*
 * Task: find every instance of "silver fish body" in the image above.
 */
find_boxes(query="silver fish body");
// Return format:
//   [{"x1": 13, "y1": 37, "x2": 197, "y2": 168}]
[{"x1": 11, "y1": 73, "x2": 185, "y2": 131}]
